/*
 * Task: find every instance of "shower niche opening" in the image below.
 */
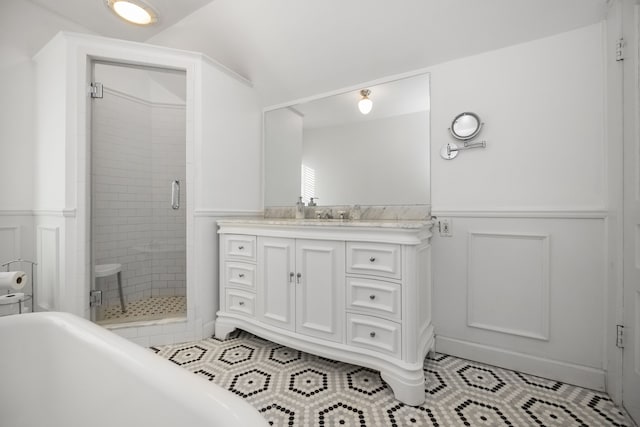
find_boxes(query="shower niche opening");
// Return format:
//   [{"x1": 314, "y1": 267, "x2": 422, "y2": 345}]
[{"x1": 90, "y1": 61, "x2": 187, "y2": 326}]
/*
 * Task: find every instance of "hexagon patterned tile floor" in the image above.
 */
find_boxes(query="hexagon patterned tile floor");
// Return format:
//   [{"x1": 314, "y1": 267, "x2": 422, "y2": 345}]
[{"x1": 152, "y1": 330, "x2": 632, "y2": 427}]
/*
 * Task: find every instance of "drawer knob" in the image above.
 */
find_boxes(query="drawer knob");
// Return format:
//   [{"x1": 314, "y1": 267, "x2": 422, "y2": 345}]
[
  {"x1": 369, "y1": 257, "x2": 376, "y2": 262},
  {"x1": 239, "y1": 273, "x2": 245, "y2": 278},
  {"x1": 238, "y1": 246, "x2": 245, "y2": 250},
  {"x1": 369, "y1": 331, "x2": 376, "y2": 338},
  {"x1": 239, "y1": 301, "x2": 245, "y2": 306},
  {"x1": 369, "y1": 294, "x2": 376, "y2": 300}
]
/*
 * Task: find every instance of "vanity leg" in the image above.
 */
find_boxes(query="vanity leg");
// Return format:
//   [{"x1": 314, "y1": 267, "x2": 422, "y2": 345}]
[
  {"x1": 214, "y1": 318, "x2": 237, "y2": 340},
  {"x1": 380, "y1": 369, "x2": 426, "y2": 406}
]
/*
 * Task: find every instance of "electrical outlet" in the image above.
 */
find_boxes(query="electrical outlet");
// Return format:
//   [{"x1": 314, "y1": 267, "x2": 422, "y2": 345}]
[{"x1": 439, "y1": 218, "x2": 452, "y2": 237}]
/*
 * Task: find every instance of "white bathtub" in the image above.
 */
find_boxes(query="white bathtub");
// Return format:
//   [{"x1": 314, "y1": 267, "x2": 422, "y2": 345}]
[{"x1": 0, "y1": 312, "x2": 268, "y2": 427}]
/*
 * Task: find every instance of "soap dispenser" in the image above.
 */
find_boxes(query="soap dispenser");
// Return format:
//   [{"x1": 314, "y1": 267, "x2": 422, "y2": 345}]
[{"x1": 296, "y1": 197, "x2": 305, "y2": 219}]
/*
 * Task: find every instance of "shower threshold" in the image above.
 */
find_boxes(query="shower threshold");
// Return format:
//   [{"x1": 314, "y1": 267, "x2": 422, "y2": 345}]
[{"x1": 97, "y1": 295, "x2": 186, "y2": 326}]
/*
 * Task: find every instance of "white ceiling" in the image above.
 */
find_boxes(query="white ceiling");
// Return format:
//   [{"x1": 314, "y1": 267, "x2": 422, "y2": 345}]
[
  {"x1": 25, "y1": 0, "x2": 608, "y2": 105},
  {"x1": 26, "y1": 0, "x2": 214, "y2": 42}
]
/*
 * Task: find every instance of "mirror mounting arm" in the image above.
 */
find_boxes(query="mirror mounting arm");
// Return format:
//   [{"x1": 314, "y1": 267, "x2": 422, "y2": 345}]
[
  {"x1": 455, "y1": 140, "x2": 486, "y2": 152},
  {"x1": 440, "y1": 141, "x2": 486, "y2": 160}
]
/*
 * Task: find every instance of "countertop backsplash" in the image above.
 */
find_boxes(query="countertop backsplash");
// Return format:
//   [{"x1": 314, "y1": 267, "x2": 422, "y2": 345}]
[{"x1": 264, "y1": 205, "x2": 431, "y2": 221}]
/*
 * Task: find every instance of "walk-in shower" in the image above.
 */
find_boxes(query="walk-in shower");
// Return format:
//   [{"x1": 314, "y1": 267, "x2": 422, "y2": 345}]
[{"x1": 90, "y1": 62, "x2": 187, "y2": 325}]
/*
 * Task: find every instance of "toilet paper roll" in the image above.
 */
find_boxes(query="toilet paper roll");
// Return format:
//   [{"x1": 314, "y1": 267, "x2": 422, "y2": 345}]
[
  {"x1": 0, "y1": 292, "x2": 25, "y2": 305},
  {"x1": 0, "y1": 271, "x2": 27, "y2": 291}
]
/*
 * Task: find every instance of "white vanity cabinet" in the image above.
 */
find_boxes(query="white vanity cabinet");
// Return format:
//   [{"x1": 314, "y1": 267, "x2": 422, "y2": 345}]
[
  {"x1": 216, "y1": 220, "x2": 433, "y2": 406},
  {"x1": 258, "y1": 237, "x2": 344, "y2": 342},
  {"x1": 345, "y1": 242, "x2": 404, "y2": 359},
  {"x1": 220, "y1": 235, "x2": 257, "y2": 318}
]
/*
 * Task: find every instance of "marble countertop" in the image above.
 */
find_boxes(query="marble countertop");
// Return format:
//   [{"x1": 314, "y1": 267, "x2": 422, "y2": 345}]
[{"x1": 217, "y1": 218, "x2": 433, "y2": 229}]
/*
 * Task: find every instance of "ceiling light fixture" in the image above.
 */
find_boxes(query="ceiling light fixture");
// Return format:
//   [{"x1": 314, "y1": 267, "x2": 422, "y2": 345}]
[
  {"x1": 106, "y1": 0, "x2": 158, "y2": 26},
  {"x1": 358, "y1": 89, "x2": 373, "y2": 115}
]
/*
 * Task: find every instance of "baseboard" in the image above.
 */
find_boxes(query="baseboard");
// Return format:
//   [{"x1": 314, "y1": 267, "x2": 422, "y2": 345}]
[
  {"x1": 202, "y1": 319, "x2": 215, "y2": 340},
  {"x1": 435, "y1": 336, "x2": 605, "y2": 391}
]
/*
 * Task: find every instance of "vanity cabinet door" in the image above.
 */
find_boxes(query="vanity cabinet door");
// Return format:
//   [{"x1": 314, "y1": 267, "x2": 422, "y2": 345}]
[
  {"x1": 257, "y1": 237, "x2": 296, "y2": 331},
  {"x1": 295, "y1": 239, "x2": 345, "y2": 343}
]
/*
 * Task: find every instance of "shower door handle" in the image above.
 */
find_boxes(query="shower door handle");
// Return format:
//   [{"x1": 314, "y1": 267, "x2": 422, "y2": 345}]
[{"x1": 171, "y1": 180, "x2": 180, "y2": 210}]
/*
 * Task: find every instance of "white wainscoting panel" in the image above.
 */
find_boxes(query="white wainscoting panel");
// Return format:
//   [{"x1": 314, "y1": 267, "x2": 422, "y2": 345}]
[
  {"x1": 432, "y1": 214, "x2": 605, "y2": 389},
  {"x1": 36, "y1": 226, "x2": 60, "y2": 311},
  {"x1": 467, "y1": 232, "x2": 550, "y2": 340},
  {"x1": 0, "y1": 226, "x2": 21, "y2": 263},
  {"x1": 636, "y1": 225, "x2": 640, "y2": 268},
  {"x1": 636, "y1": 290, "x2": 640, "y2": 376}
]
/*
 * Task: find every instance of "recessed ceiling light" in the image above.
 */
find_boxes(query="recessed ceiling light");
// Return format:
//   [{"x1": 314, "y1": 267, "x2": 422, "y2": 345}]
[{"x1": 105, "y1": 0, "x2": 158, "y2": 26}]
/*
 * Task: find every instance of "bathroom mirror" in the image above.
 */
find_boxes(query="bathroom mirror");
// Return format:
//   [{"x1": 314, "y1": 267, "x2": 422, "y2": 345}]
[
  {"x1": 264, "y1": 73, "x2": 430, "y2": 206},
  {"x1": 449, "y1": 112, "x2": 482, "y2": 141}
]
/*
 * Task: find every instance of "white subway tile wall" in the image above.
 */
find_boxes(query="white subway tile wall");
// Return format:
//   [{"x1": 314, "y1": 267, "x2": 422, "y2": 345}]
[{"x1": 92, "y1": 89, "x2": 186, "y2": 318}]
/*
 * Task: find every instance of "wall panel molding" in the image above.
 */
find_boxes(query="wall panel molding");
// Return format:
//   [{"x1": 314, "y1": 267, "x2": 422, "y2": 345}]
[
  {"x1": 194, "y1": 209, "x2": 263, "y2": 217},
  {"x1": 33, "y1": 209, "x2": 76, "y2": 218},
  {"x1": 0, "y1": 226, "x2": 21, "y2": 262},
  {"x1": 0, "y1": 209, "x2": 76, "y2": 218},
  {"x1": 431, "y1": 209, "x2": 607, "y2": 219},
  {"x1": 467, "y1": 231, "x2": 550, "y2": 341},
  {"x1": 36, "y1": 226, "x2": 60, "y2": 311},
  {"x1": 0, "y1": 211, "x2": 33, "y2": 217}
]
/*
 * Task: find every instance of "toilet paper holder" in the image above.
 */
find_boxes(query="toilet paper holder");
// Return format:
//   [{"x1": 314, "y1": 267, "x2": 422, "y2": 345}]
[{"x1": 1, "y1": 259, "x2": 36, "y2": 315}]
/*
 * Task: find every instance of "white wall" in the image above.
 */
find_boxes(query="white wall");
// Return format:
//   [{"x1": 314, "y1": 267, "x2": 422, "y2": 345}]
[
  {"x1": 302, "y1": 112, "x2": 429, "y2": 205},
  {"x1": 264, "y1": 108, "x2": 303, "y2": 206},
  {"x1": 0, "y1": 0, "x2": 91, "y2": 212},
  {"x1": 33, "y1": 36, "x2": 68, "y2": 211},
  {"x1": 0, "y1": 1, "x2": 91, "y2": 273},
  {"x1": 196, "y1": 62, "x2": 262, "y2": 211},
  {"x1": 429, "y1": 23, "x2": 607, "y2": 389},
  {"x1": 192, "y1": 59, "x2": 262, "y2": 340},
  {"x1": 430, "y1": 25, "x2": 604, "y2": 210}
]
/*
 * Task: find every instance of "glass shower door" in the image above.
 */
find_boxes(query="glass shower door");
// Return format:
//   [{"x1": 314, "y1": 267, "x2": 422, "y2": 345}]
[{"x1": 90, "y1": 61, "x2": 187, "y2": 326}]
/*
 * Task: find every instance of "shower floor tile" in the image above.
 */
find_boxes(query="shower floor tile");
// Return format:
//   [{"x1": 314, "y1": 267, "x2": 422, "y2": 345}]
[
  {"x1": 97, "y1": 295, "x2": 186, "y2": 325},
  {"x1": 153, "y1": 330, "x2": 633, "y2": 427}
]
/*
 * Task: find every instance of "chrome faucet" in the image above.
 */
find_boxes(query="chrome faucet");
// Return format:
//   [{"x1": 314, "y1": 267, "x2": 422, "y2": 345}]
[
  {"x1": 308, "y1": 197, "x2": 318, "y2": 207},
  {"x1": 315, "y1": 210, "x2": 333, "y2": 220}
]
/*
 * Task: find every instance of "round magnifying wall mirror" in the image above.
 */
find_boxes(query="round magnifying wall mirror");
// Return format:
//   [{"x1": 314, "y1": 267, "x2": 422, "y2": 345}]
[{"x1": 449, "y1": 112, "x2": 482, "y2": 141}]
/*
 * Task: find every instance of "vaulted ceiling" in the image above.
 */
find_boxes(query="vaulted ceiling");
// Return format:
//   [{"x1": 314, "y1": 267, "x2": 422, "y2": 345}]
[{"x1": 25, "y1": 0, "x2": 608, "y2": 105}]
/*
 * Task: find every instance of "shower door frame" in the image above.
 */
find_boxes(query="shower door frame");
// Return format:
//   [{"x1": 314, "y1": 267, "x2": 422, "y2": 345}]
[
  {"x1": 88, "y1": 60, "x2": 189, "y2": 324},
  {"x1": 70, "y1": 40, "x2": 198, "y2": 325}
]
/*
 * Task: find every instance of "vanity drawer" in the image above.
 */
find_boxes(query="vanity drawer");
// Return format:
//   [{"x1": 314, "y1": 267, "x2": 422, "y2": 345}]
[
  {"x1": 224, "y1": 262, "x2": 256, "y2": 290},
  {"x1": 225, "y1": 289, "x2": 255, "y2": 317},
  {"x1": 346, "y1": 313, "x2": 401, "y2": 359},
  {"x1": 223, "y1": 235, "x2": 256, "y2": 261},
  {"x1": 346, "y1": 242, "x2": 401, "y2": 279},
  {"x1": 346, "y1": 277, "x2": 401, "y2": 320}
]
